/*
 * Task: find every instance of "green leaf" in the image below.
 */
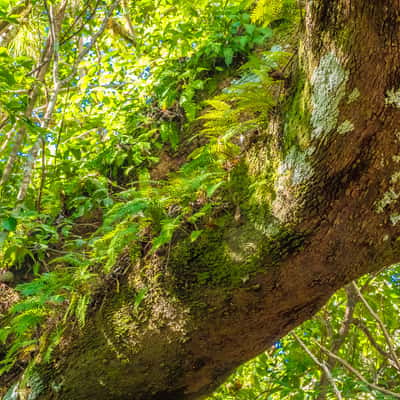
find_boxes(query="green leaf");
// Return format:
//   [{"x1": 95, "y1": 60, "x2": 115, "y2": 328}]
[
  {"x1": 223, "y1": 47, "x2": 234, "y2": 66},
  {"x1": 2, "y1": 217, "x2": 17, "y2": 232},
  {"x1": 190, "y1": 230, "x2": 203, "y2": 242},
  {"x1": 134, "y1": 288, "x2": 147, "y2": 310},
  {"x1": 206, "y1": 181, "x2": 224, "y2": 198},
  {"x1": 244, "y1": 24, "x2": 256, "y2": 35}
]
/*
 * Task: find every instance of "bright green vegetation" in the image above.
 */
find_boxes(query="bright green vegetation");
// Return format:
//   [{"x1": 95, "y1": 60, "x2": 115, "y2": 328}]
[
  {"x1": 0, "y1": 0, "x2": 399, "y2": 399},
  {"x1": 0, "y1": 0, "x2": 298, "y2": 382}
]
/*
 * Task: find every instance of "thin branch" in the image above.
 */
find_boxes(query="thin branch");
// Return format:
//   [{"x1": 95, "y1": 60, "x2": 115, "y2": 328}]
[
  {"x1": 352, "y1": 318, "x2": 391, "y2": 360},
  {"x1": 315, "y1": 340, "x2": 400, "y2": 399},
  {"x1": 0, "y1": 31, "x2": 53, "y2": 186},
  {"x1": 0, "y1": 0, "x2": 32, "y2": 46},
  {"x1": 16, "y1": 0, "x2": 66, "y2": 202},
  {"x1": 122, "y1": 0, "x2": 135, "y2": 36},
  {"x1": 60, "y1": 0, "x2": 121, "y2": 87},
  {"x1": 60, "y1": 0, "x2": 102, "y2": 45},
  {"x1": 0, "y1": 0, "x2": 31, "y2": 33},
  {"x1": 332, "y1": 285, "x2": 358, "y2": 352},
  {"x1": 293, "y1": 333, "x2": 343, "y2": 400},
  {"x1": 316, "y1": 284, "x2": 358, "y2": 400},
  {"x1": 351, "y1": 282, "x2": 400, "y2": 371},
  {"x1": 0, "y1": 127, "x2": 16, "y2": 154},
  {"x1": 16, "y1": 0, "x2": 120, "y2": 203}
]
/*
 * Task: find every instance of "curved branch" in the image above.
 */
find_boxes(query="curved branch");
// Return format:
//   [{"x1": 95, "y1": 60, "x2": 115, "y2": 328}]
[
  {"x1": 315, "y1": 341, "x2": 400, "y2": 399},
  {"x1": 293, "y1": 333, "x2": 343, "y2": 400},
  {"x1": 351, "y1": 282, "x2": 400, "y2": 371}
]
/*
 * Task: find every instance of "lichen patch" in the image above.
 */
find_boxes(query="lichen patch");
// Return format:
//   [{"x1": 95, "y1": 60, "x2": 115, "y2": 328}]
[
  {"x1": 337, "y1": 120, "x2": 354, "y2": 135},
  {"x1": 385, "y1": 88, "x2": 400, "y2": 108},
  {"x1": 347, "y1": 88, "x2": 360, "y2": 104},
  {"x1": 310, "y1": 52, "x2": 349, "y2": 140}
]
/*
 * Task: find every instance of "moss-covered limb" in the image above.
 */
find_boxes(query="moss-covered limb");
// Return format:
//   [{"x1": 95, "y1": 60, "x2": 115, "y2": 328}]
[{"x1": 16, "y1": 1, "x2": 400, "y2": 399}]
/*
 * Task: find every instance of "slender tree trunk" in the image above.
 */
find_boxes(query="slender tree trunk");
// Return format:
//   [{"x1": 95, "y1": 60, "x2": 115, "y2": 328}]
[{"x1": 32, "y1": 1, "x2": 400, "y2": 399}]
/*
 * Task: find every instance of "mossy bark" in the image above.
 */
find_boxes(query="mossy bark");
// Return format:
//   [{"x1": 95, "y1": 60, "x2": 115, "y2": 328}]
[{"x1": 32, "y1": 1, "x2": 400, "y2": 399}]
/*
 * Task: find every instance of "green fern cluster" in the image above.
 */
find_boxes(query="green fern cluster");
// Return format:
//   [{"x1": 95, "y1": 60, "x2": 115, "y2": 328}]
[
  {"x1": 200, "y1": 50, "x2": 290, "y2": 144},
  {"x1": 0, "y1": 266, "x2": 97, "y2": 374},
  {"x1": 248, "y1": 0, "x2": 298, "y2": 26},
  {"x1": 91, "y1": 51, "x2": 291, "y2": 276}
]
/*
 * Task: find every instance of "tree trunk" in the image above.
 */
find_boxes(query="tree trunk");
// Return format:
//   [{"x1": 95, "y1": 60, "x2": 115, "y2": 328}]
[{"x1": 33, "y1": 1, "x2": 400, "y2": 399}]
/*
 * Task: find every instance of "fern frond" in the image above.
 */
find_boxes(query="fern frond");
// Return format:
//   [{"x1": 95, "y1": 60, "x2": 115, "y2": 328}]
[{"x1": 251, "y1": 0, "x2": 283, "y2": 24}]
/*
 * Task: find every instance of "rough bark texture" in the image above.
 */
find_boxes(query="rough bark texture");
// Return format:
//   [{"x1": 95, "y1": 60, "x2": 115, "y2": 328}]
[{"x1": 29, "y1": 1, "x2": 400, "y2": 399}]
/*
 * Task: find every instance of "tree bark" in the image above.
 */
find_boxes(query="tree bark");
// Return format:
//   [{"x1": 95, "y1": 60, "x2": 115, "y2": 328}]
[{"x1": 33, "y1": 1, "x2": 400, "y2": 399}]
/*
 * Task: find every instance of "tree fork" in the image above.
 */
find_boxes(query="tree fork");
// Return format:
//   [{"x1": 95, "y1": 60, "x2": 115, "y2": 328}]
[{"x1": 33, "y1": 1, "x2": 400, "y2": 399}]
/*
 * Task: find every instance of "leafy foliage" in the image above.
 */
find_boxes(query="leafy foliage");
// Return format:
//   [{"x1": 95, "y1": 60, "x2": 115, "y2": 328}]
[{"x1": 0, "y1": 0, "x2": 298, "y2": 384}]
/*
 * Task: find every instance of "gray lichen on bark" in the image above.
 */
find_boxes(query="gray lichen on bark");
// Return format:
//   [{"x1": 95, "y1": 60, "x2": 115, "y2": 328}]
[{"x1": 310, "y1": 52, "x2": 348, "y2": 140}]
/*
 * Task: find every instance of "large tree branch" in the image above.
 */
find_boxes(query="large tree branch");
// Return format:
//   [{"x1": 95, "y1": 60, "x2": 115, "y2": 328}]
[{"x1": 22, "y1": 1, "x2": 400, "y2": 399}]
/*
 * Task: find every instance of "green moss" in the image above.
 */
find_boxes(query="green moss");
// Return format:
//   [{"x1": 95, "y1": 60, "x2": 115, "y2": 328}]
[
  {"x1": 283, "y1": 72, "x2": 312, "y2": 154},
  {"x1": 261, "y1": 227, "x2": 305, "y2": 265},
  {"x1": 168, "y1": 227, "x2": 254, "y2": 296}
]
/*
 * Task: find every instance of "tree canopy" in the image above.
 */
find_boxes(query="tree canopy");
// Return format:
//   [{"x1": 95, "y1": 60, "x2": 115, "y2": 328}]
[{"x1": 0, "y1": 0, "x2": 400, "y2": 399}]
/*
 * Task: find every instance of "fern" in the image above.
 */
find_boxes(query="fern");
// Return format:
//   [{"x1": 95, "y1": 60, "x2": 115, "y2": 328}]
[
  {"x1": 103, "y1": 198, "x2": 149, "y2": 227},
  {"x1": 199, "y1": 51, "x2": 289, "y2": 148},
  {"x1": 249, "y1": 0, "x2": 298, "y2": 26},
  {"x1": 251, "y1": 0, "x2": 284, "y2": 24},
  {"x1": 152, "y1": 217, "x2": 182, "y2": 251}
]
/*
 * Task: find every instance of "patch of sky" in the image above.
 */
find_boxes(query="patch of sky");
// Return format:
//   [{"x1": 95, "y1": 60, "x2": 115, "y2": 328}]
[
  {"x1": 80, "y1": 98, "x2": 91, "y2": 110},
  {"x1": 139, "y1": 66, "x2": 151, "y2": 80},
  {"x1": 390, "y1": 273, "x2": 400, "y2": 286}
]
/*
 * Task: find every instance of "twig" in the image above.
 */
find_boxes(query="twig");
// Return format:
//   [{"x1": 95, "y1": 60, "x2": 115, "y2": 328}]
[
  {"x1": 351, "y1": 282, "x2": 400, "y2": 371},
  {"x1": 315, "y1": 340, "x2": 400, "y2": 399},
  {"x1": 60, "y1": 0, "x2": 121, "y2": 87},
  {"x1": 16, "y1": 0, "x2": 120, "y2": 203},
  {"x1": 316, "y1": 284, "x2": 358, "y2": 400},
  {"x1": 352, "y1": 318, "x2": 390, "y2": 360},
  {"x1": 293, "y1": 333, "x2": 343, "y2": 400}
]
